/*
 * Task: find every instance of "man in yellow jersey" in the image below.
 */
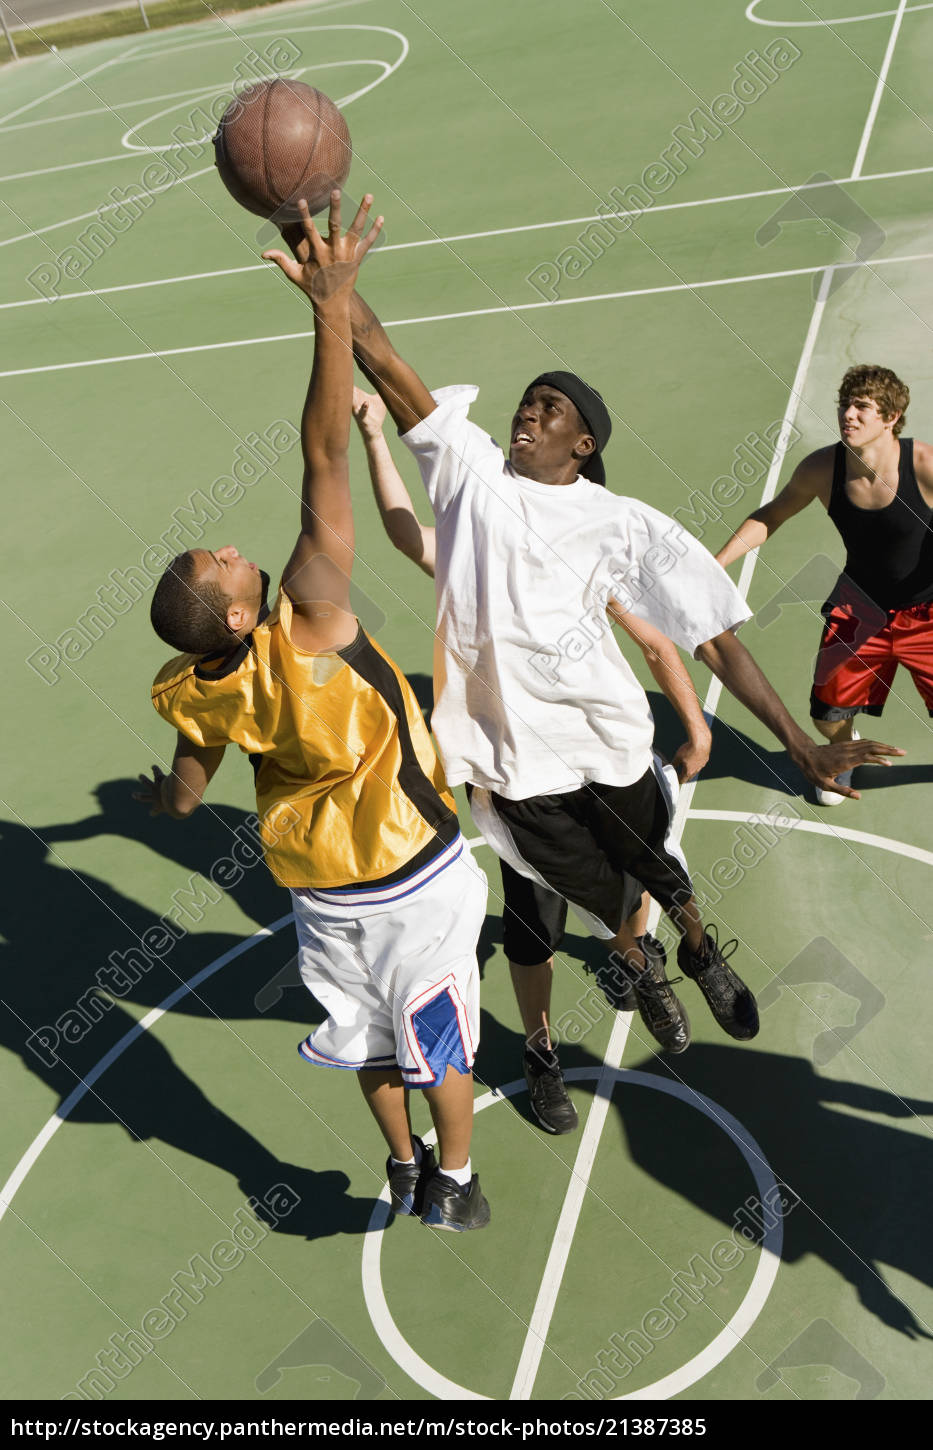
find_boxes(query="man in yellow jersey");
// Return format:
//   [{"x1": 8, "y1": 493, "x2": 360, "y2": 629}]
[{"x1": 136, "y1": 195, "x2": 491, "y2": 1232}]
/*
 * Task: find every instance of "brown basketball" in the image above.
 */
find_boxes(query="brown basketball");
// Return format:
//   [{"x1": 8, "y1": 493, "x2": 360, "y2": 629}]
[{"x1": 213, "y1": 79, "x2": 351, "y2": 221}]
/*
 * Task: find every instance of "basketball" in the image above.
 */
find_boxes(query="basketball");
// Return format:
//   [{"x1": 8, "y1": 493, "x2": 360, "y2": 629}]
[{"x1": 213, "y1": 79, "x2": 352, "y2": 221}]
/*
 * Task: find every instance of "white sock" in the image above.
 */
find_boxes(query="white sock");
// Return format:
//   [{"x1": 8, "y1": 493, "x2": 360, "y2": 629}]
[
  {"x1": 390, "y1": 1139, "x2": 423, "y2": 1168},
  {"x1": 441, "y1": 1159, "x2": 472, "y2": 1187}
]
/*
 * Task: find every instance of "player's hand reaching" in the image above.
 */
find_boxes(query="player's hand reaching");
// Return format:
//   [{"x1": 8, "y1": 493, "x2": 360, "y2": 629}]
[
  {"x1": 352, "y1": 387, "x2": 387, "y2": 441},
  {"x1": 802, "y1": 735, "x2": 905, "y2": 800},
  {"x1": 133, "y1": 765, "x2": 169, "y2": 816},
  {"x1": 262, "y1": 191, "x2": 383, "y2": 304}
]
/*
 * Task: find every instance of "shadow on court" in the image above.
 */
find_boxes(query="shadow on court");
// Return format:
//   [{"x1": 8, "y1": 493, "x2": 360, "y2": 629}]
[
  {"x1": 0, "y1": 806, "x2": 380, "y2": 1239},
  {"x1": 614, "y1": 1043, "x2": 933, "y2": 1341},
  {"x1": 648, "y1": 692, "x2": 800, "y2": 796}
]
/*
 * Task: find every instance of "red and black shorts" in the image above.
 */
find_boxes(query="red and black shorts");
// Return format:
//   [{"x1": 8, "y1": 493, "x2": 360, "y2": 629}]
[{"x1": 810, "y1": 599, "x2": 933, "y2": 721}]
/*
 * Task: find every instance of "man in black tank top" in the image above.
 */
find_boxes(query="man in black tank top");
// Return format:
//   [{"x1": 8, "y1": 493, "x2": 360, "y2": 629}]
[{"x1": 717, "y1": 364, "x2": 924, "y2": 805}]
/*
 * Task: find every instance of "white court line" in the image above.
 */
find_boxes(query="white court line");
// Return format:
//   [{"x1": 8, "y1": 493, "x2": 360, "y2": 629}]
[
  {"x1": 2, "y1": 158, "x2": 930, "y2": 295},
  {"x1": 509, "y1": 1013, "x2": 635, "y2": 1399},
  {"x1": 0, "y1": 153, "x2": 139, "y2": 183},
  {"x1": 5, "y1": 249, "x2": 933, "y2": 379},
  {"x1": 852, "y1": 0, "x2": 910, "y2": 178},
  {"x1": 689, "y1": 811, "x2": 933, "y2": 869},
  {"x1": 0, "y1": 24, "x2": 409, "y2": 245},
  {"x1": 0, "y1": 914, "x2": 294, "y2": 1225},
  {"x1": 746, "y1": 0, "x2": 933, "y2": 26},
  {"x1": 364, "y1": 1071, "x2": 782, "y2": 1402},
  {"x1": 0, "y1": 163, "x2": 217, "y2": 251},
  {"x1": 119, "y1": 61, "x2": 389, "y2": 155},
  {"x1": 507, "y1": 608, "x2": 735, "y2": 1394},
  {"x1": 0, "y1": 81, "x2": 288, "y2": 135},
  {"x1": 0, "y1": 46, "x2": 142, "y2": 128}
]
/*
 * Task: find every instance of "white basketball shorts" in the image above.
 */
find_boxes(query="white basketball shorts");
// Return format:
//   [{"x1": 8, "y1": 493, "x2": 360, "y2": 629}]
[{"x1": 292, "y1": 836, "x2": 487, "y2": 1087}]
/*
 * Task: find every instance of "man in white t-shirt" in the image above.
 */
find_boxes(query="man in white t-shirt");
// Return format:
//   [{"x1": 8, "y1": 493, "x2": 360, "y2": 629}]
[{"x1": 343, "y1": 292, "x2": 901, "y2": 1057}]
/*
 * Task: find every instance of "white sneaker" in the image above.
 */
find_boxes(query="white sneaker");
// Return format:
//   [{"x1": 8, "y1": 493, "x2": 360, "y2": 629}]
[{"x1": 815, "y1": 728, "x2": 859, "y2": 806}]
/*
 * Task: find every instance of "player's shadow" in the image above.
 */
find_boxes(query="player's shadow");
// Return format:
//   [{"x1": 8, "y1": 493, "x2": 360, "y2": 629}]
[
  {"x1": 648, "y1": 692, "x2": 800, "y2": 796},
  {"x1": 616, "y1": 1041, "x2": 933, "y2": 1339},
  {"x1": 42, "y1": 779, "x2": 318, "y2": 1024},
  {"x1": 52, "y1": 778, "x2": 288, "y2": 939},
  {"x1": 0, "y1": 813, "x2": 376, "y2": 1239},
  {"x1": 851, "y1": 761, "x2": 933, "y2": 792}
]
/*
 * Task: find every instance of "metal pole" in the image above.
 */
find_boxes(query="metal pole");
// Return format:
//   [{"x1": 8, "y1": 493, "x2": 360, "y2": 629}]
[
  {"x1": 137, "y1": 0, "x2": 150, "y2": 29},
  {"x1": 0, "y1": 6, "x2": 19, "y2": 61}
]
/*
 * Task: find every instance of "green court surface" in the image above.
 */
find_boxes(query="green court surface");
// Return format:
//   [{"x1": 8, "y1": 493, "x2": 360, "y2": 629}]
[{"x1": 2, "y1": 0, "x2": 932, "y2": 1406}]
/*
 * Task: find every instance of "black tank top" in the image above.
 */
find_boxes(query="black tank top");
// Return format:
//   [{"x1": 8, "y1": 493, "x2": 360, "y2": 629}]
[{"x1": 827, "y1": 438, "x2": 933, "y2": 608}]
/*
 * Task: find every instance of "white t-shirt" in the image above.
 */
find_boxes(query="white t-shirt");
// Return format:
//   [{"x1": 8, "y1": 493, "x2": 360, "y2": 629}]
[{"x1": 402, "y1": 385, "x2": 751, "y2": 800}]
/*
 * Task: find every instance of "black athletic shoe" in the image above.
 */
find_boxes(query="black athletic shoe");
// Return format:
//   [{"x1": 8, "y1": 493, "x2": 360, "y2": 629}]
[
  {"x1": 421, "y1": 1169, "x2": 491, "y2": 1231},
  {"x1": 678, "y1": 926, "x2": 759, "y2": 1041},
  {"x1": 386, "y1": 1135, "x2": 437, "y2": 1216},
  {"x1": 629, "y1": 948, "x2": 691, "y2": 1054},
  {"x1": 523, "y1": 1045, "x2": 579, "y2": 1134},
  {"x1": 597, "y1": 933, "x2": 669, "y2": 1011}
]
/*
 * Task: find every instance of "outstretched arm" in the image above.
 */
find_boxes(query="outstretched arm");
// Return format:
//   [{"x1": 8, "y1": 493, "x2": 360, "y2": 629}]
[
  {"x1": 352, "y1": 388, "x2": 436, "y2": 576},
  {"x1": 696, "y1": 629, "x2": 904, "y2": 798},
  {"x1": 609, "y1": 602, "x2": 711, "y2": 782},
  {"x1": 134, "y1": 734, "x2": 226, "y2": 818},
  {"x1": 350, "y1": 291, "x2": 437, "y2": 434},
  {"x1": 262, "y1": 193, "x2": 383, "y2": 648},
  {"x1": 716, "y1": 454, "x2": 825, "y2": 568},
  {"x1": 277, "y1": 219, "x2": 435, "y2": 436}
]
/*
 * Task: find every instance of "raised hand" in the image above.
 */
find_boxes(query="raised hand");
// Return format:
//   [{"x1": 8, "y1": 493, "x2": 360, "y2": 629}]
[
  {"x1": 352, "y1": 386, "x2": 388, "y2": 441},
  {"x1": 262, "y1": 191, "x2": 383, "y2": 304}
]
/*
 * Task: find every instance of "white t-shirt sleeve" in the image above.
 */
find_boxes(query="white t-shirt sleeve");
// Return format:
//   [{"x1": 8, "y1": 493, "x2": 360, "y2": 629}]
[
  {"x1": 401, "y1": 384, "x2": 503, "y2": 514},
  {"x1": 608, "y1": 499, "x2": 752, "y2": 654}
]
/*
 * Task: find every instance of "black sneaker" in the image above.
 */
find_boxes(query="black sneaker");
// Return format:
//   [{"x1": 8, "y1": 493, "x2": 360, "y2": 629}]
[
  {"x1": 598, "y1": 933, "x2": 669, "y2": 1011},
  {"x1": 523, "y1": 1045, "x2": 579, "y2": 1134},
  {"x1": 678, "y1": 926, "x2": 759, "y2": 1041},
  {"x1": 421, "y1": 1169, "x2": 491, "y2": 1231},
  {"x1": 628, "y1": 947, "x2": 691, "y2": 1054},
  {"x1": 386, "y1": 1135, "x2": 437, "y2": 1216}
]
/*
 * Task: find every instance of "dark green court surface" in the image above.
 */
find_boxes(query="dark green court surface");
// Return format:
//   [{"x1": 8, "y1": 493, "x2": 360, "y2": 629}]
[{"x1": 1, "y1": 0, "x2": 931, "y2": 1403}]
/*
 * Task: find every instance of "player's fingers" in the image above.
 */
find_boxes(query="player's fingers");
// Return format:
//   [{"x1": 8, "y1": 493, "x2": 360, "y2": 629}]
[
  {"x1": 347, "y1": 193, "x2": 373, "y2": 237},
  {"x1": 326, "y1": 188, "x2": 342, "y2": 236},
  {"x1": 297, "y1": 197, "x2": 317, "y2": 242},
  {"x1": 359, "y1": 214, "x2": 385, "y2": 257},
  {"x1": 261, "y1": 249, "x2": 301, "y2": 281}
]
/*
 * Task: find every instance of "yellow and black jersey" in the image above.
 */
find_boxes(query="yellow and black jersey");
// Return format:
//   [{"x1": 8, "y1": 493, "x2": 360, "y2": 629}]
[{"x1": 151, "y1": 588, "x2": 458, "y2": 889}]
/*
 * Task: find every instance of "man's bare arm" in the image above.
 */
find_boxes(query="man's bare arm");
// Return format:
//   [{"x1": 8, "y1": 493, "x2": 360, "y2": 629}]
[
  {"x1": 352, "y1": 388, "x2": 435, "y2": 575},
  {"x1": 134, "y1": 733, "x2": 226, "y2": 818},
  {"x1": 349, "y1": 292, "x2": 437, "y2": 434},
  {"x1": 278, "y1": 221, "x2": 434, "y2": 435},
  {"x1": 715, "y1": 452, "x2": 827, "y2": 568},
  {"x1": 609, "y1": 603, "x2": 711, "y2": 782},
  {"x1": 695, "y1": 628, "x2": 904, "y2": 798},
  {"x1": 262, "y1": 194, "x2": 383, "y2": 641}
]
